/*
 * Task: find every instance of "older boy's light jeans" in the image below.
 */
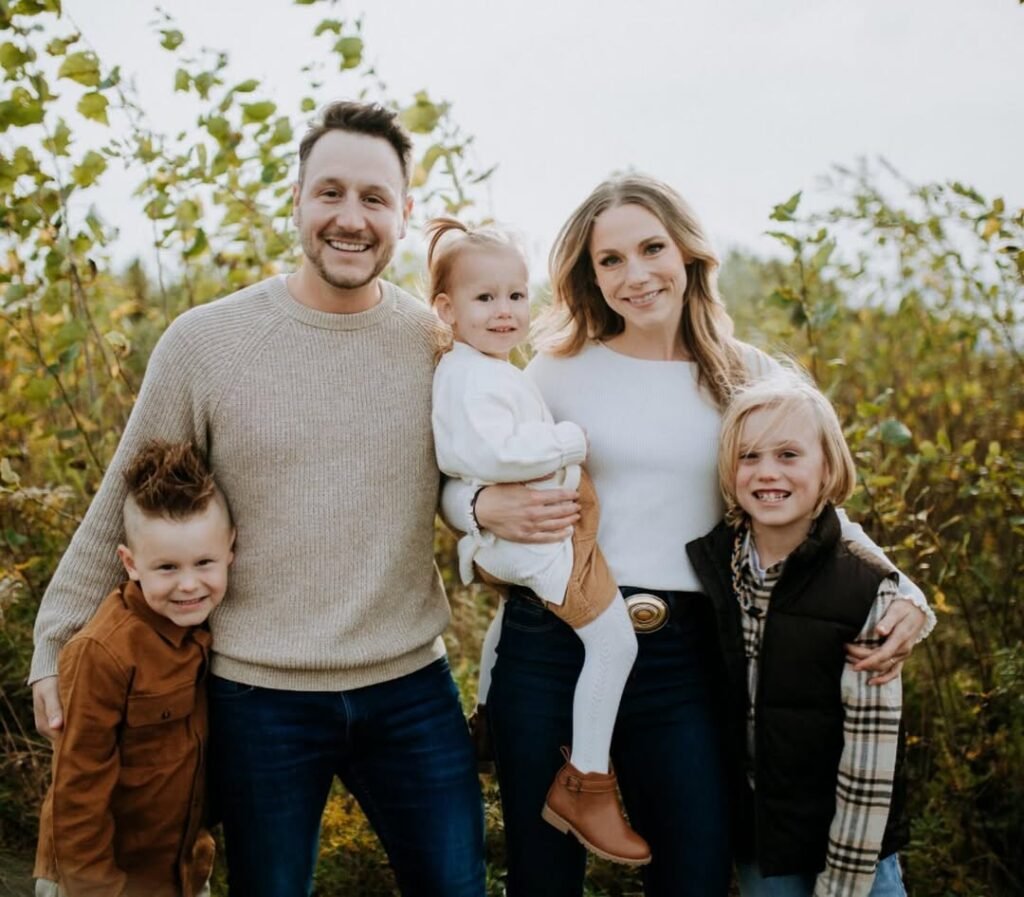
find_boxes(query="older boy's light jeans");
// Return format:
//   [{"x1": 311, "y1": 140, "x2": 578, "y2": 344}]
[{"x1": 736, "y1": 853, "x2": 906, "y2": 897}]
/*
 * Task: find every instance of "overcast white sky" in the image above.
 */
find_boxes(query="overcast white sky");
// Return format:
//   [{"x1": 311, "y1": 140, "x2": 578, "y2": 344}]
[{"x1": 60, "y1": 0, "x2": 1024, "y2": 269}]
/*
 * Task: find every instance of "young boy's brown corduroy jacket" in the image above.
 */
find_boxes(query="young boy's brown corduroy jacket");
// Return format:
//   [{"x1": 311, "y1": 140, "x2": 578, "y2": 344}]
[{"x1": 34, "y1": 581, "x2": 214, "y2": 897}]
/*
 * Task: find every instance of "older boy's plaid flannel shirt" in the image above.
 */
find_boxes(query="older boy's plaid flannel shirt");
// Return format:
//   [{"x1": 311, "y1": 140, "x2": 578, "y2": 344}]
[{"x1": 733, "y1": 529, "x2": 902, "y2": 897}]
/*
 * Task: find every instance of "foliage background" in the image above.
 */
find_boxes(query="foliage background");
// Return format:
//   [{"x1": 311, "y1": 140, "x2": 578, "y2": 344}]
[{"x1": 1, "y1": 1, "x2": 1021, "y2": 894}]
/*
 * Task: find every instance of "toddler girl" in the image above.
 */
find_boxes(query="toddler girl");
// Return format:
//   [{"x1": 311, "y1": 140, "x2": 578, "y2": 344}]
[
  {"x1": 427, "y1": 216, "x2": 650, "y2": 867},
  {"x1": 687, "y1": 369, "x2": 908, "y2": 897}
]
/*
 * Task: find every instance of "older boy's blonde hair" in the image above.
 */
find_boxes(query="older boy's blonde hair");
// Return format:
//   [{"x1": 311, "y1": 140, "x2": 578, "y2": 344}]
[{"x1": 718, "y1": 368, "x2": 856, "y2": 527}]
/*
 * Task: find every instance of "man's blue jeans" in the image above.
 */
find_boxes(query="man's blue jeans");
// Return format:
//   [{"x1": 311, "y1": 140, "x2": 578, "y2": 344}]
[
  {"x1": 488, "y1": 589, "x2": 731, "y2": 897},
  {"x1": 207, "y1": 657, "x2": 485, "y2": 897}
]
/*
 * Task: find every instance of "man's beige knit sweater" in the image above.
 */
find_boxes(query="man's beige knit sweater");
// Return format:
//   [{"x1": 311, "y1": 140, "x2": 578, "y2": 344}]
[{"x1": 31, "y1": 275, "x2": 451, "y2": 691}]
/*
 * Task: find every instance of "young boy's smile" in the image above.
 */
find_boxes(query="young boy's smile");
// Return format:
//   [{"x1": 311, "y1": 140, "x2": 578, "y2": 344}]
[
  {"x1": 118, "y1": 502, "x2": 235, "y2": 628},
  {"x1": 735, "y1": 405, "x2": 827, "y2": 561}
]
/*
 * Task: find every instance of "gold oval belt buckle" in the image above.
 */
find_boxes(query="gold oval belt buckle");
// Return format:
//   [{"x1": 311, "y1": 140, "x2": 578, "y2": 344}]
[{"x1": 625, "y1": 593, "x2": 669, "y2": 633}]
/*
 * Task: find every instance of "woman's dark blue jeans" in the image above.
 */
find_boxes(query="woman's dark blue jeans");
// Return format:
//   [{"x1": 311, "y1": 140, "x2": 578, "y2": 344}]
[
  {"x1": 207, "y1": 656, "x2": 485, "y2": 897},
  {"x1": 489, "y1": 588, "x2": 731, "y2": 897}
]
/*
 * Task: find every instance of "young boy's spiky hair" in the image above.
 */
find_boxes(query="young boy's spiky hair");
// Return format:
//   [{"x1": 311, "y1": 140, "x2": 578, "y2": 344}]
[{"x1": 122, "y1": 440, "x2": 220, "y2": 520}]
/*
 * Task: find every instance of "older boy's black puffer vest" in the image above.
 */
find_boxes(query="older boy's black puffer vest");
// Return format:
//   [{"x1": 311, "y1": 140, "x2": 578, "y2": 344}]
[{"x1": 686, "y1": 506, "x2": 909, "y2": 876}]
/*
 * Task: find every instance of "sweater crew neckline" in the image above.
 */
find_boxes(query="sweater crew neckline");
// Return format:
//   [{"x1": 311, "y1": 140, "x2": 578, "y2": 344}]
[{"x1": 271, "y1": 274, "x2": 397, "y2": 331}]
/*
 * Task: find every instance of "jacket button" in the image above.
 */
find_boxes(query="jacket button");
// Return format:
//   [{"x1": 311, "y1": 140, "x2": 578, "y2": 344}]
[{"x1": 161, "y1": 710, "x2": 171, "y2": 720}]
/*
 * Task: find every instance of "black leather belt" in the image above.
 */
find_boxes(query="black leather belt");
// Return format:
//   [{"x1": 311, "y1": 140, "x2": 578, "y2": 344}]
[{"x1": 510, "y1": 587, "x2": 698, "y2": 634}]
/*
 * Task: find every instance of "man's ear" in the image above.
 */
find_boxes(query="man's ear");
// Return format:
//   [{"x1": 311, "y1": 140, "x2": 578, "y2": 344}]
[
  {"x1": 434, "y1": 293, "x2": 456, "y2": 327},
  {"x1": 291, "y1": 182, "x2": 301, "y2": 227},
  {"x1": 400, "y1": 192, "x2": 414, "y2": 239},
  {"x1": 117, "y1": 544, "x2": 140, "y2": 581}
]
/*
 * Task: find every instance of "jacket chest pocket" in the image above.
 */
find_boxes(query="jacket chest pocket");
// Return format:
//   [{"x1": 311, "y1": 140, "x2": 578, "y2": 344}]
[{"x1": 121, "y1": 683, "x2": 196, "y2": 768}]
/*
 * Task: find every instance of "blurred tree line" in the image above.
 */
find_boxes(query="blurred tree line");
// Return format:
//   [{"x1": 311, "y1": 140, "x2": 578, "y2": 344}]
[{"x1": 1, "y1": 1, "x2": 1021, "y2": 894}]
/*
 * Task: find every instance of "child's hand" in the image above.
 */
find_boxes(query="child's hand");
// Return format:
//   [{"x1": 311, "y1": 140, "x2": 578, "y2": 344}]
[
  {"x1": 33, "y1": 676, "x2": 64, "y2": 740},
  {"x1": 474, "y1": 483, "x2": 580, "y2": 543}
]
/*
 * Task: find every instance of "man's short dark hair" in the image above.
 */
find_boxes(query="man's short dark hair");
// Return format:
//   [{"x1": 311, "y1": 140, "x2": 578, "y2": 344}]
[{"x1": 297, "y1": 101, "x2": 413, "y2": 189}]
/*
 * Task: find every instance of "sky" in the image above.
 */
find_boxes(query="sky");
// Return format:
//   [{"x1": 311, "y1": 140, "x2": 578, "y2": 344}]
[{"x1": 57, "y1": 0, "x2": 1024, "y2": 271}]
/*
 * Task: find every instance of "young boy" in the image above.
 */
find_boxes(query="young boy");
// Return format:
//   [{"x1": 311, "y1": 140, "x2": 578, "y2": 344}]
[
  {"x1": 34, "y1": 440, "x2": 235, "y2": 897},
  {"x1": 687, "y1": 372, "x2": 910, "y2": 897}
]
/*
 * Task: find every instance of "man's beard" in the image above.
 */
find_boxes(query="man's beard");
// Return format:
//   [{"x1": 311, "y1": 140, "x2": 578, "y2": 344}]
[{"x1": 301, "y1": 230, "x2": 391, "y2": 291}]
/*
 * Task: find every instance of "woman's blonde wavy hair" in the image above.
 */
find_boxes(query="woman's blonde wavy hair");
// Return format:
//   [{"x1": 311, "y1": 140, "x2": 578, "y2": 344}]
[{"x1": 533, "y1": 174, "x2": 747, "y2": 409}]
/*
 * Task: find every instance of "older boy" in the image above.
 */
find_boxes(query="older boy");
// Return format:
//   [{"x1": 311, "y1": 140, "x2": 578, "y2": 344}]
[{"x1": 34, "y1": 440, "x2": 234, "y2": 897}]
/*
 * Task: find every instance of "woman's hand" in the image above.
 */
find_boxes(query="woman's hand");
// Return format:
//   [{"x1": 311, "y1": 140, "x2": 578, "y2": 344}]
[
  {"x1": 473, "y1": 483, "x2": 581, "y2": 543},
  {"x1": 846, "y1": 599, "x2": 927, "y2": 684}
]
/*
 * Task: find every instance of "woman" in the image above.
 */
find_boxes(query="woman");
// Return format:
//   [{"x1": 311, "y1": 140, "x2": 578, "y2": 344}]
[{"x1": 445, "y1": 174, "x2": 932, "y2": 896}]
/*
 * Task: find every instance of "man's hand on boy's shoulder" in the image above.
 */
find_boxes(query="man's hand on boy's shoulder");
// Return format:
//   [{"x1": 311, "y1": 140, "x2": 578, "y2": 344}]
[{"x1": 33, "y1": 676, "x2": 64, "y2": 740}]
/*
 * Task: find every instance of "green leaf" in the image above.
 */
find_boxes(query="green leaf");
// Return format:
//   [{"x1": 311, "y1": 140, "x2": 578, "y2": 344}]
[
  {"x1": 334, "y1": 36, "x2": 363, "y2": 69},
  {"x1": 100, "y1": 65, "x2": 121, "y2": 90},
  {"x1": 174, "y1": 68, "x2": 190, "y2": 92},
  {"x1": 0, "y1": 86, "x2": 45, "y2": 130},
  {"x1": 268, "y1": 116, "x2": 292, "y2": 146},
  {"x1": 85, "y1": 208, "x2": 106, "y2": 242},
  {"x1": 5, "y1": 528, "x2": 28, "y2": 547},
  {"x1": 46, "y1": 34, "x2": 80, "y2": 56},
  {"x1": 766, "y1": 288, "x2": 795, "y2": 308},
  {"x1": 176, "y1": 198, "x2": 201, "y2": 227},
  {"x1": 314, "y1": 18, "x2": 344, "y2": 36},
  {"x1": 232, "y1": 78, "x2": 260, "y2": 93},
  {"x1": 420, "y1": 143, "x2": 446, "y2": 176},
  {"x1": 160, "y1": 29, "x2": 185, "y2": 51},
  {"x1": 144, "y1": 195, "x2": 172, "y2": 220},
  {"x1": 205, "y1": 116, "x2": 231, "y2": 140},
  {"x1": 0, "y1": 457, "x2": 20, "y2": 486},
  {"x1": 71, "y1": 150, "x2": 107, "y2": 187},
  {"x1": 136, "y1": 135, "x2": 158, "y2": 162},
  {"x1": 58, "y1": 51, "x2": 101, "y2": 87},
  {"x1": 0, "y1": 41, "x2": 33, "y2": 74},
  {"x1": 12, "y1": 145, "x2": 37, "y2": 175},
  {"x1": 194, "y1": 71, "x2": 217, "y2": 99},
  {"x1": 23, "y1": 377, "x2": 53, "y2": 403},
  {"x1": 300, "y1": 97, "x2": 316, "y2": 112},
  {"x1": 400, "y1": 93, "x2": 444, "y2": 134},
  {"x1": 879, "y1": 418, "x2": 913, "y2": 447},
  {"x1": 810, "y1": 240, "x2": 834, "y2": 272},
  {"x1": 104, "y1": 330, "x2": 132, "y2": 355},
  {"x1": 242, "y1": 101, "x2": 277, "y2": 123},
  {"x1": 769, "y1": 192, "x2": 802, "y2": 222},
  {"x1": 77, "y1": 91, "x2": 109, "y2": 125},
  {"x1": 58, "y1": 342, "x2": 82, "y2": 369},
  {"x1": 183, "y1": 228, "x2": 209, "y2": 259},
  {"x1": 765, "y1": 230, "x2": 801, "y2": 252}
]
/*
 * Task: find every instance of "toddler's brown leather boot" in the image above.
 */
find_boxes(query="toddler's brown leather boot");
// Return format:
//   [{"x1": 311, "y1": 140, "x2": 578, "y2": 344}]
[{"x1": 541, "y1": 748, "x2": 651, "y2": 866}]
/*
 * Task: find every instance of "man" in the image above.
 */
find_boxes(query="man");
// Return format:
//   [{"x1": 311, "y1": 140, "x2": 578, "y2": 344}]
[{"x1": 31, "y1": 101, "x2": 486, "y2": 897}]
